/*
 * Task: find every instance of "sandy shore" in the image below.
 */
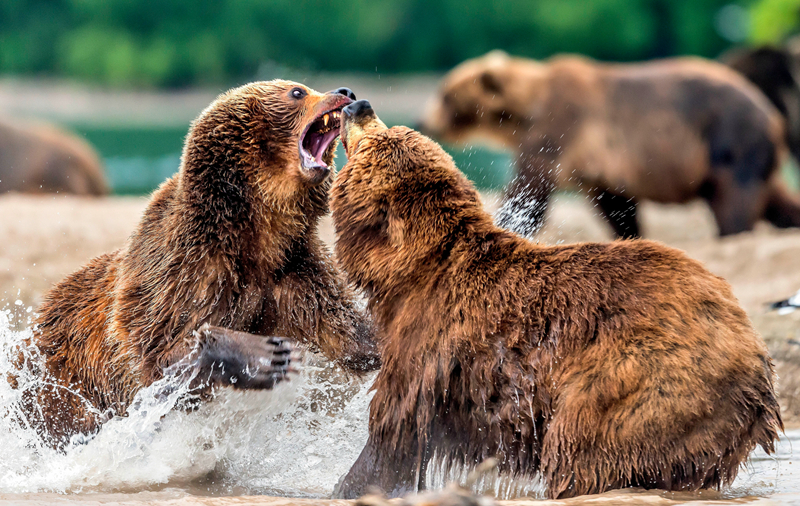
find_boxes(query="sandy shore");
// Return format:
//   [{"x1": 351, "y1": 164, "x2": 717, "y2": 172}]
[
  {"x1": 5, "y1": 192, "x2": 798, "y2": 312},
  {"x1": 2, "y1": 191, "x2": 800, "y2": 423}
]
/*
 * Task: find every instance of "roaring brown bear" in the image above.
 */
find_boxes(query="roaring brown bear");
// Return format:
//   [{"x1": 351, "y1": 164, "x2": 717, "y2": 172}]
[
  {"x1": 331, "y1": 100, "x2": 782, "y2": 499},
  {"x1": 24, "y1": 81, "x2": 380, "y2": 448},
  {"x1": 419, "y1": 50, "x2": 800, "y2": 238},
  {"x1": 0, "y1": 119, "x2": 108, "y2": 196}
]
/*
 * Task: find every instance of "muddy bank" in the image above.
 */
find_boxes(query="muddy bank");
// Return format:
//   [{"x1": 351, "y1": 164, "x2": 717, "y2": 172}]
[{"x1": 2, "y1": 192, "x2": 800, "y2": 424}]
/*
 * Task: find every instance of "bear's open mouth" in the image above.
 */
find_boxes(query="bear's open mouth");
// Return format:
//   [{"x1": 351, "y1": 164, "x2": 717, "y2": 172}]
[{"x1": 299, "y1": 107, "x2": 344, "y2": 171}]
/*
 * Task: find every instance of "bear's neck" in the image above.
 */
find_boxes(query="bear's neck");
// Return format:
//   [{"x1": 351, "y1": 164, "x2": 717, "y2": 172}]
[{"x1": 175, "y1": 144, "x2": 319, "y2": 271}]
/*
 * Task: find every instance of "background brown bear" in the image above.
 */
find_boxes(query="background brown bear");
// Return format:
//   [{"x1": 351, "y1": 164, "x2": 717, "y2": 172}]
[
  {"x1": 723, "y1": 43, "x2": 800, "y2": 166},
  {"x1": 24, "y1": 81, "x2": 380, "y2": 448},
  {"x1": 419, "y1": 50, "x2": 800, "y2": 238},
  {"x1": 331, "y1": 101, "x2": 782, "y2": 499},
  {"x1": 0, "y1": 119, "x2": 108, "y2": 196}
]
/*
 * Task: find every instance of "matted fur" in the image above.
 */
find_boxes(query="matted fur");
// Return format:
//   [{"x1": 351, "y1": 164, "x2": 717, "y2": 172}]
[
  {"x1": 331, "y1": 117, "x2": 782, "y2": 499},
  {"x1": 27, "y1": 81, "x2": 379, "y2": 446}
]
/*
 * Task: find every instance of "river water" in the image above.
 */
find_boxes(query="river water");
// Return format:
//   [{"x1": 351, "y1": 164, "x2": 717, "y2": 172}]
[{"x1": 0, "y1": 310, "x2": 798, "y2": 506}]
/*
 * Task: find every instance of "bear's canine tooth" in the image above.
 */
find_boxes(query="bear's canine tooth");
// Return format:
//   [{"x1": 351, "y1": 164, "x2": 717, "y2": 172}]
[{"x1": 323, "y1": 114, "x2": 329, "y2": 126}]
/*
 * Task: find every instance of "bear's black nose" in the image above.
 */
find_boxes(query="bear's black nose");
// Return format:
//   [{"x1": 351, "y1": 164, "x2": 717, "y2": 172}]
[
  {"x1": 333, "y1": 87, "x2": 356, "y2": 100},
  {"x1": 343, "y1": 100, "x2": 374, "y2": 120}
]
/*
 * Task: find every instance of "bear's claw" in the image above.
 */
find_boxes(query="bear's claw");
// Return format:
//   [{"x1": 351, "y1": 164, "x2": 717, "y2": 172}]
[{"x1": 193, "y1": 324, "x2": 295, "y2": 390}]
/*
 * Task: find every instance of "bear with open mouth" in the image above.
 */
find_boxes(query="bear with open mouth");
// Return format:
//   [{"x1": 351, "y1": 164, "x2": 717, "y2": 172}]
[
  {"x1": 23, "y1": 81, "x2": 380, "y2": 448},
  {"x1": 331, "y1": 100, "x2": 782, "y2": 499}
]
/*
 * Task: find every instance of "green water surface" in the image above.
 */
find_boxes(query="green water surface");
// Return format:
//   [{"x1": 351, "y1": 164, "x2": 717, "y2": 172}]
[{"x1": 71, "y1": 120, "x2": 514, "y2": 196}]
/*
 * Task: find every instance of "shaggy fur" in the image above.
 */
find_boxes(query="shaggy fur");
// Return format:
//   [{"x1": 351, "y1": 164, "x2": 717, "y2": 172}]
[
  {"x1": 26, "y1": 81, "x2": 379, "y2": 447},
  {"x1": 0, "y1": 119, "x2": 108, "y2": 195},
  {"x1": 331, "y1": 103, "x2": 782, "y2": 499},
  {"x1": 420, "y1": 51, "x2": 800, "y2": 238}
]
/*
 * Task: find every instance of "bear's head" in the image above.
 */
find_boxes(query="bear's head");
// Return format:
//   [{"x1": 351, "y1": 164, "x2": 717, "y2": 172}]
[
  {"x1": 418, "y1": 50, "x2": 546, "y2": 149},
  {"x1": 183, "y1": 80, "x2": 355, "y2": 217},
  {"x1": 333, "y1": 100, "x2": 488, "y2": 296}
]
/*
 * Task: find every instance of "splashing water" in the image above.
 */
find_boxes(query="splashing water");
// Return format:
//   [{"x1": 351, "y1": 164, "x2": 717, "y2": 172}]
[
  {"x1": 425, "y1": 453, "x2": 545, "y2": 499},
  {"x1": 494, "y1": 190, "x2": 546, "y2": 238},
  {"x1": 0, "y1": 309, "x2": 374, "y2": 497}
]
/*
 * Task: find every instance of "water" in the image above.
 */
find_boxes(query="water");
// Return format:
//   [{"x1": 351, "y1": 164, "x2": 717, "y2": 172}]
[
  {"x1": 0, "y1": 310, "x2": 798, "y2": 505},
  {"x1": 71, "y1": 124, "x2": 514, "y2": 195}
]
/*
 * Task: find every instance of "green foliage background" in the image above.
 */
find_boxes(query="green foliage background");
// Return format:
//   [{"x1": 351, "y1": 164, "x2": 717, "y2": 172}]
[
  {"x1": 0, "y1": 0, "x2": 762, "y2": 88},
  {"x1": 750, "y1": 0, "x2": 800, "y2": 43}
]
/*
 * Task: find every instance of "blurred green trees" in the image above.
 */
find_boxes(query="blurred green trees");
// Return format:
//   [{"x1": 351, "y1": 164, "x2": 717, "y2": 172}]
[
  {"x1": 0, "y1": 0, "x2": 753, "y2": 87},
  {"x1": 750, "y1": 0, "x2": 800, "y2": 43}
]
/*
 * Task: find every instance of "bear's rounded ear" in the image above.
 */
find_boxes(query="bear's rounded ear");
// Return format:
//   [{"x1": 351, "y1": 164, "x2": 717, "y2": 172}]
[
  {"x1": 485, "y1": 49, "x2": 509, "y2": 62},
  {"x1": 480, "y1": 71, "x2": 504, "y2": 95}
]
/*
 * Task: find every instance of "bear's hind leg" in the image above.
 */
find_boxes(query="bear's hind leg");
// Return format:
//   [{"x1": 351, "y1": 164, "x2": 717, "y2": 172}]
[
  {"x1": 764, "y1": 175, "x2": 800, "y2": 228},
  {"x1": 334, "y1": 435, "x2": 426, "y2": 499},
  {"x1": 31, "y1": 383, "x2": 102, "y2": 450}
]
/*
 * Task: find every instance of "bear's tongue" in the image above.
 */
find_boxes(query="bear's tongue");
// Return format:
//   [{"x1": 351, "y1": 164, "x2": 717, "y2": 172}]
[
  {"x1": 304, "y1": 128, "x2": 339, "y2": 165},
  {"x1": 301, "y1": 112, "x2": 342, "y2": 168}
]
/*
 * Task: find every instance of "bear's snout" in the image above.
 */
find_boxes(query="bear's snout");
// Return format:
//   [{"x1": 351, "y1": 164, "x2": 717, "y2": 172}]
[
  {"x1": 332, "y1": 87, "x2": 357, "y2": 100},
  {"x1": 341, "y1": 100, "x2": 387, "y2": 157},
  {"x1": 343, "y1": 100, "x2": 375, "y2": 121}
]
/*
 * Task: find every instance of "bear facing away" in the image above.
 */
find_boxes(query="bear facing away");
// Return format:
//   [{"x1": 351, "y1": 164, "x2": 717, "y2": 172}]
[
  {"x1": 331, "y1": 100, "x2": 782, "y2": 499},
  {"x1": 24, "y1": 81, "x2": 380, "y2": 448},
  {"x1": 420, "y1": 51, "x2": 800, "y2": 238}
]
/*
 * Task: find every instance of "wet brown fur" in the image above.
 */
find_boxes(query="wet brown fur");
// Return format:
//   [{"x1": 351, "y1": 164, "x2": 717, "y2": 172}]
[
  {"x1": 0, "y1": 119, "x2": 108, "y2": 195},
  {"x1": 27, "y1": 80, "x2": 378, "y2": 447},
  {"x1": 331, "y1": 117, "x2": 783, "y2": 499},
  {"x1": 421, "y1": 51, "x2": 800, "y2": 238}
]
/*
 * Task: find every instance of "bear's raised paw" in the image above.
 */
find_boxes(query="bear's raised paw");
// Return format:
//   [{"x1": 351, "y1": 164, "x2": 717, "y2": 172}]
[{"x1": 190, "y1": 324, "x2": 295, "y2": 390}]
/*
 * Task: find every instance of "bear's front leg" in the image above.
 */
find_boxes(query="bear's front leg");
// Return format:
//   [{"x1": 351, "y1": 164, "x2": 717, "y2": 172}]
[
  {"x1": 334, "y1": 436, "x2": 423, "y2": 499},
  {"x1": 186, "y1": 324, "x2": 294, "y2": 390},
  {"x1": 273, "y1": 239, "x2": 381, "y2": 374},
  {"x1": 495, "y1": 147, "x2": 558, "y2": 237}
]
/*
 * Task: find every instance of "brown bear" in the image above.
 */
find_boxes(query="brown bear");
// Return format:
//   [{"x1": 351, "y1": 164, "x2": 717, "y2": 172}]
[
  {"x1": 723, "y1": 43, "x2": 800, "y2": 164},
  {"x1": 0, "y1": 119, "x2": 108, "y2": 195},
  {"x1": 331, "y1": 100, "x2": 782, "y2": 499},
  {"x1": 419, "y1": 50, "x2": 800, "y2": 238},
  {"x1": 23, "y1": 81, "x2": 380, "y2": 449}
]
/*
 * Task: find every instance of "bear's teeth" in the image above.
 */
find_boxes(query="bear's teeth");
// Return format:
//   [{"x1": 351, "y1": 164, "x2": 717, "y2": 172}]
[{"x1": 323, "y1": 114, "x2": 329, "y2": 126}]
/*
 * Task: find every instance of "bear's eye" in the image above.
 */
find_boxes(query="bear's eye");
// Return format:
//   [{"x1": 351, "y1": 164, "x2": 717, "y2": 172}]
[{"x1": 291, "y1": 87, "x2": 307, "y2": 100}]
